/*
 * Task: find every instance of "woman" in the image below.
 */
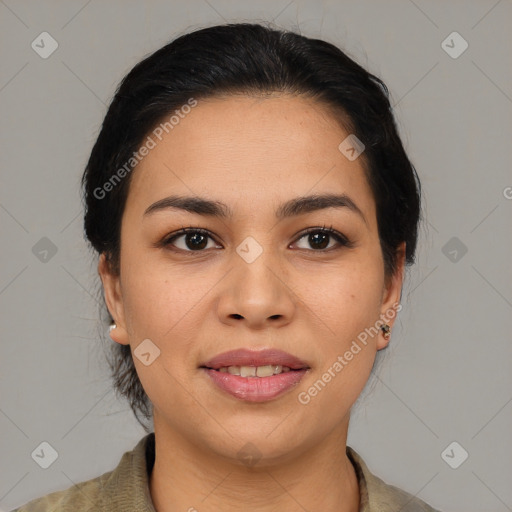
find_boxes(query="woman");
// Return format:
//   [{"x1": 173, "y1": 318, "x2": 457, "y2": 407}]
[{"x1": 12, "y1": 22, "x2": 441, "y2": 512}]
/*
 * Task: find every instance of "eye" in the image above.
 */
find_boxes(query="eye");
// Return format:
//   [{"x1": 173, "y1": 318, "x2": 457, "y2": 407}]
[
  {"x1": 161, "y1": 227, "x2": 220, "y2": 252},
  {"x1": 292, "y1": 225, "x2": 353, "y2": 251},
  {"x1": 159, "y1": 224, "x2": 352, "y2": 253}
]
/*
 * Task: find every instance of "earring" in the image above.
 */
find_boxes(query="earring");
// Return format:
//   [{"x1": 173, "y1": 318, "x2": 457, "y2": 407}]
[
  {"x1": 109, "y1": 323, "x2": 117, "y2": 333},
  {"x1": 381, "y1": 324, "x2": 391, "y2": 340}
]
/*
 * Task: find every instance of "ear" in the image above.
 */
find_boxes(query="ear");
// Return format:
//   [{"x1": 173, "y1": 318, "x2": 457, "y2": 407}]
[
  {"x1": 377, "y1": 242, "x2": 406, "y2": 350},
  {"x1": 98, "y1": 253, "x2": 129, "y2": 345}
]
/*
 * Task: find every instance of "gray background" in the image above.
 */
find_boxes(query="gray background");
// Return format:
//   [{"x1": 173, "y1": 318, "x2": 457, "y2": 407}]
[{"x1": 1, "y1": 1, "x2": 511, "y2": 511}]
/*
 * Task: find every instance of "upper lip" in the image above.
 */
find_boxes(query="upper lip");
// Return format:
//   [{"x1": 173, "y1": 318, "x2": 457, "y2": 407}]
[{"x1": 201, "y1": 348, "x2": 310, "y2": 370}]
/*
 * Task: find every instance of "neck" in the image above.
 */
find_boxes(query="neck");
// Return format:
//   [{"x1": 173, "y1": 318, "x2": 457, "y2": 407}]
[{"x1": 148, "y1": 413, "x2": 360, "y2": 512}]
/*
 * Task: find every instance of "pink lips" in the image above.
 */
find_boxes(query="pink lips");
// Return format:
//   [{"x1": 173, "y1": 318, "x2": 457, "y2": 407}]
[
  {"x1": 201, "y1": 348, "x2": 309, "y2": 370},
  {"x1": 200, "y1": 348, "x2": 310, "y2": 402}
]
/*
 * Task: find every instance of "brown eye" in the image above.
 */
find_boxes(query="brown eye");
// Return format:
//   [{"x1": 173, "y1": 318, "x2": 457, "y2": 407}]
[
  {"x1": 160, "y1": 225, "x2": 352, "y2": 254},
  {"x1": 163, "y1": 228, "x2": 218, "y2": 252},
  {"x1": 293, "y1": 227, "x2": 352, "y2": 251}
]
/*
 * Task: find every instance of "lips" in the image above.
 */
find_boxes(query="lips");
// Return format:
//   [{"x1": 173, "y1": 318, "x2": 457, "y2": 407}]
[
  {"x1": 199, "y1": 348, "x2": 310, "y2": 402},
  {"x1": 200, "y1": 348, "x2": 310, "y2": 371}
]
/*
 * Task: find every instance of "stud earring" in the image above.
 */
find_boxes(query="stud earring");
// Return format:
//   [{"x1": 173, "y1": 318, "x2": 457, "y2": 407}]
[
  {"x1": 381, "y1": 324, "x2": 391, "y2": 340},
  {"x1": 109, "y1": 323, "x2": 117, "y2": 333}
]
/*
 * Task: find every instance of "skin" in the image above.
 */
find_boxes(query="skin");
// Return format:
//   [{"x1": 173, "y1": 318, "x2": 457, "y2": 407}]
[{"x1": 99, "y1": 94, "x2": 405, "y2": 512}]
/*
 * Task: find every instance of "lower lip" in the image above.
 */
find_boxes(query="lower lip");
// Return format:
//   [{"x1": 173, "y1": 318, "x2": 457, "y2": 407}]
[{"x1": 201, "y1": 368, "x2": 308, "y2": 402}]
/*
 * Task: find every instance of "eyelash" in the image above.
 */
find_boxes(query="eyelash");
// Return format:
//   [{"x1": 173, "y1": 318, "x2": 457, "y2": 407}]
[{"x1": 159, "y1": 224, "x2": 353, "y2": 254}]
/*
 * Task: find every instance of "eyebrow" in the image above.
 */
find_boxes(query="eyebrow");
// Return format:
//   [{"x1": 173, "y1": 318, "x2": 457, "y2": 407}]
[{"x1": 143, "y1": 193, "x2": 367, "y2": 224}]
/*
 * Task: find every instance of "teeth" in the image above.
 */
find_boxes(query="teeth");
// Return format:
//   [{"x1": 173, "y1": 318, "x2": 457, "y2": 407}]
[
  {"x1": 240, "y1": 366, "x2": 256, "y2": 377},
  {"x1": 217, "y1": 365, "x2": 292, "y2": 377},
  {"x1": 256, "y1": 365, "x2": 276, "y2": 377}
]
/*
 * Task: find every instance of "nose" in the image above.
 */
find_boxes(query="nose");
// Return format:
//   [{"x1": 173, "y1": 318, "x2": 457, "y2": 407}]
[{"x1": 216, "y1": 255, "x2": 296, "y2": 330}]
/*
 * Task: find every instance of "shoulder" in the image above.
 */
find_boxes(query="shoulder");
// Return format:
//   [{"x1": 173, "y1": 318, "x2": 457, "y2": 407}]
[
  {"x1": 347, "y1": 446, "x2": 442, "y2": 512},
  {"x1": 10, "y1": 433, "x2": 156, "y2": 512},
  {"x1": 9, "y1": 469, "x2": 113, "y2": 512}
]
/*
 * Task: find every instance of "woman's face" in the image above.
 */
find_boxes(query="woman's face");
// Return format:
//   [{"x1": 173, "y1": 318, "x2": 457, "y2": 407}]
[{"x1": 100, "y1": 94, "x2": 404, "y2": 465}]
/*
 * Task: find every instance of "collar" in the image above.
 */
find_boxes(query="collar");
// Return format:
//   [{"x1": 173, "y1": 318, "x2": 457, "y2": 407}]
[{"x1": 101, "y1": 433, "x2": 433, "y2": 512}]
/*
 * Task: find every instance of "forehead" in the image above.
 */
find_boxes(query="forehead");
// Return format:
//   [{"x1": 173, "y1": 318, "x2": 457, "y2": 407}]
[{"x1": 125, "y1": 94, "x2": 376, "y2": 224}]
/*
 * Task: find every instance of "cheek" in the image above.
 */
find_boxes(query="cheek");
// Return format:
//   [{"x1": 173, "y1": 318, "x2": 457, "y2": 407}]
[
  {"x1": 120, "y1": 262, "x2": 205, "y2": 416},
  {"x1": 300, "y1": 256, "x2": 384, "y2": 341},
  {"x1": 296, "y1": 268, "x2": 382, "y2": 424},
  {"x1": 119, "y1": 250, "x2": 224, "y2": 381},
  {"x1": 295, "y1": 251, "x2": 383, "y2": 402},
  {"x1": 118, "y1": 229, "x2": 195, "y2": 338},
  {"x1": 122, "y1": 269, "x2": 197, "y2": 340}
]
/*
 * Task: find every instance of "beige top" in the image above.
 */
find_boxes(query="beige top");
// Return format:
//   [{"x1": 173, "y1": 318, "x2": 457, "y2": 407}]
[{"x1": 11, "y1": 433, "x2": 441, "y2": 511}]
